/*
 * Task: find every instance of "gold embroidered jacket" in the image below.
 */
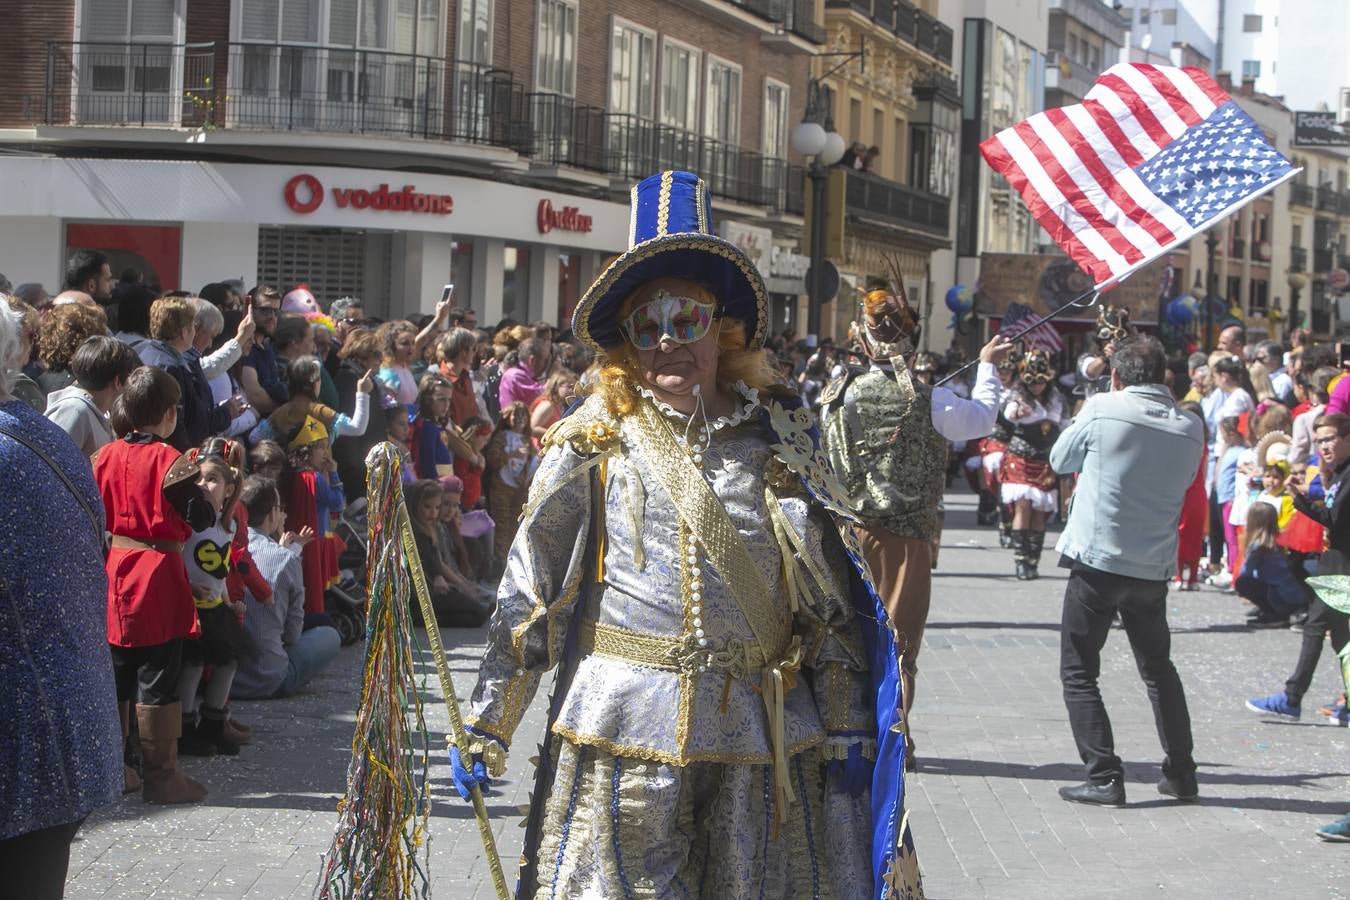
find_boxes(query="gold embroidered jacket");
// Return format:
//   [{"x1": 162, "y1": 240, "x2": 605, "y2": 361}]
[{"x1": 464, "y1": 389, "x2": 874, "y2": 772}]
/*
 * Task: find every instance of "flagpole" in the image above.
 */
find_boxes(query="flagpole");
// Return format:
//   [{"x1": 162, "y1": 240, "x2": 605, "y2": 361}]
[{"x1": 934, "y1": 287, "x2": 1101, "y2": 388}]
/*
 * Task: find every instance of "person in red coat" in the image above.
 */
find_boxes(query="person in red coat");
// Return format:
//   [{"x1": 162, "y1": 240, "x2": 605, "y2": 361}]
[
  {"x1": 94, "y1": 366, "x2": 213, "y2": 805},
  {"x1": 283, "y1": 415, "x2": 346, "y2": 623}
]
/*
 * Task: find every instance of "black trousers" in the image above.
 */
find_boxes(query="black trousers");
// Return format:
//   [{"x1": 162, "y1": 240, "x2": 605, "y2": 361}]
[
  {"x1": 0, "y1": 817, "x2": 84, "y2": 899},
  {"x1": 1284, "y1": 595, "x2": 1350, "y2": 706},
  {"x1": 109, "y1": 639, "x2": 183, "y2": 706},
  {"x1": 1060, "y1": 564, "x2": 1195, "y2": 784},
  {"x1": 1206, "y1": 493, "x2": 1226, "y2": 567}
]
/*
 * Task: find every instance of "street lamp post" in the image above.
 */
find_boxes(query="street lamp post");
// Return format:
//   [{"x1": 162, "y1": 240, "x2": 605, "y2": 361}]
[{"x1": 792, "y1": 81, "x2": 846, "y2": 344}]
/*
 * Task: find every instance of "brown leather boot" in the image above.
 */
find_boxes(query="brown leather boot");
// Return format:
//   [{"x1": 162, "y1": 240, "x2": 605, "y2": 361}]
[
  {"x1": 137, "y1": 702, "x2": 208, "y2": 805},
  {"x1": 118, "y1": 701, "x2": 141, "y2": 794},
  {"x1": 222, "y1": 708, "x2": 252, "y2": 745}
]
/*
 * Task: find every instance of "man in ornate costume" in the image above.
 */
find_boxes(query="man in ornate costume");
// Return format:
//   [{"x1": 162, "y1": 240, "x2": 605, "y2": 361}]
[
  {"x1": 449, "y1": 172, "x2": 920, "y2": 899},
  {"x1": 819, "y1": 284, "x2": 1011, "y2": 768},
  {"x1": 1076, "y1": 306, "x2": 1134, "y2": 398}
]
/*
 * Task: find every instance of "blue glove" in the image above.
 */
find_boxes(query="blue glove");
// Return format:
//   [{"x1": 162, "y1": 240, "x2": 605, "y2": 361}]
[
  {"x1": 449, "y1": 744, "x2": 489, "y2": 802},
  {"x1": 827, "y1": 742, "x2": 873, "y2": 798}
]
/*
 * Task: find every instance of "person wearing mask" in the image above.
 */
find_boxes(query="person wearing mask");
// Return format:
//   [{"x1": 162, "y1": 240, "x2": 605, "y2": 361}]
[
  {"x1": 0, "y1": 301, "x2": 124, "y2": 897},
  {"x1": 1050, "y1": 336, "x2": 1204, "y2": 808},
  {"x1": 1246, "y1": 413, "x2": 1350, "y2": 726},
  {"x1": 240, "y1": 285, "x2": 288, "y2": 416},
  {"x1": 45, "y1": 335, "x2": 140, "y2": 457},
  {"x1": 63, "y1": 249, "x2": 114, "y2": 306}
]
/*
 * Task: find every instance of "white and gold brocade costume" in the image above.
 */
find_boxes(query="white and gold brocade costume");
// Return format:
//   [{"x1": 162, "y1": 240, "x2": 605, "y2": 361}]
[{"x1": 465, "y1": 383, "x2": 877, "y2": 899}]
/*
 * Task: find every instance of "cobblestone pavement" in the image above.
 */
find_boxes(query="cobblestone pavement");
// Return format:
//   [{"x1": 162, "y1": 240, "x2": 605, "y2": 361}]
[{"x1": 67, "y1": 489, "x2": 1350, "y2": 899}]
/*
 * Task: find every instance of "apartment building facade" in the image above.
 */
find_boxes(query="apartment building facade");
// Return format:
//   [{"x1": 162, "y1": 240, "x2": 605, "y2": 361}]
[{"x1": 0, "y1": 0, "x2": 825, "y2": 328}]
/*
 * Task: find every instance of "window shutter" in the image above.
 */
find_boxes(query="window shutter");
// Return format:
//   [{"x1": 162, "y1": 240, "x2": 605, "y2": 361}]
[
  {"x1": 329, "y1": 0, "x2": 357, "y2": 45},
  {"x1": 83, "y1": 0, "x2": 129, "y2": 40},
  {"x1": 282, "y1": 0, "x2": 317, "y2": 42},
  {"x1": 240, "y1": 0, "x2": 280, "y2": 41},
  {"x1": 130, "y1": 0, "x2": 174, "y2": 38}
]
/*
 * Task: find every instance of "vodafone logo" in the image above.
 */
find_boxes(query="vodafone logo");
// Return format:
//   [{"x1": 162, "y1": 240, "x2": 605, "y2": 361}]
[
  {"x1": 284, "y1": 174, "x2": 324, "y2": 214},
  {"x1": 283, "y1": 174, "x2": 454, "y2": 216},
  {"x1": 537, "y1": 198, "x2": 593, "y2": 234}
]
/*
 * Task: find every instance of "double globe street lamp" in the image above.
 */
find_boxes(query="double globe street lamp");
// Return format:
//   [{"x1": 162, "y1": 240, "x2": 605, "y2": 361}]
[{"x1": 792, "y1": 82, "x2": 846, "y2": 343}]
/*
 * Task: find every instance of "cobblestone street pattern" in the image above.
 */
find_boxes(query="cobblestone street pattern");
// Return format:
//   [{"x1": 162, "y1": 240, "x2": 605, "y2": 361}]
[{"x1": 67, "y1": 490, "x2": 1350, "y2": 898}]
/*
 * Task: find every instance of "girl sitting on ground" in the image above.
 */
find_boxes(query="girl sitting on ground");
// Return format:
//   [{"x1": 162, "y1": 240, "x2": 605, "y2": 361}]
[
  {"x1": 1235, "y1": 501, "x2": 1313, "y2": 628},
  {"x1": 406, "y1": 479, "x2": 493, "y2": 628}
]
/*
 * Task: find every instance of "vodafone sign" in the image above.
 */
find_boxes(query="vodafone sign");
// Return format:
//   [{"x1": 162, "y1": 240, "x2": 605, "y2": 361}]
[{"x1": 283, "y1": 173, "x2": 454, "y2": 216}]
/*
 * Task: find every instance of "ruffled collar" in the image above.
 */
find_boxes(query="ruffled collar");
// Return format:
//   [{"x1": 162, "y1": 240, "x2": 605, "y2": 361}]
[{"x1": 637, "y1": 380, "x2": 760, "y2": 431}]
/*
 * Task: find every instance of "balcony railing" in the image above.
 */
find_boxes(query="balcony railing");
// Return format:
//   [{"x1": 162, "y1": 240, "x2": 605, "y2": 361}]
[
  {"x1": 34, "y1": 40, "x2": 823, "y2": 214},
  {"x1": 1315, "y1": 249, "x2": 1335, "y2": 272},
  {"x1": 732, "y1": 0, "x2": 826, "y2": 43},
  {"x1": 1291, "y1": 182, "x2": 1315, "y2": 206},
  {"x1": 1340, "y1": 192, "x2": 1350, "y2": 217},
  {"x1": 1316, "y1": 188, "x2": 1340, "y2": 212},
  {"x1": 827, "y1": 0, "x2": 954, "y2": 66},
  {"x1": 844, "y1": 168, "x2": 949, "y2": 237},
  {"x1": 1291, "y1": 246, "x2": 1307, "y2": 272}
]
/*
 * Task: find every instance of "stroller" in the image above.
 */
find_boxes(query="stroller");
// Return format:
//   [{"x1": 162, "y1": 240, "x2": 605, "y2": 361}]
[{"x1": 325, "y1": 497, "x2": 369, "y2": 646}]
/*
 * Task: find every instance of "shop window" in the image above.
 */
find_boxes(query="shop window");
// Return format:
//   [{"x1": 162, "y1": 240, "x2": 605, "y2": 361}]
[
  {"x1": 609, "y1": 18, "x2": 655, "y2": 118},
  {"x1": 660, "y1": 39, "x2": 700, "y2": 131},
  {"x1": 66, "y1": 223, "x2": 181, "y2": 292},
  {"x1": 502, "y1": 244, "x2": 532, "y2": 323},
  {"x1": 536, "y1": 0, "x2": 578, "y2": 96}
]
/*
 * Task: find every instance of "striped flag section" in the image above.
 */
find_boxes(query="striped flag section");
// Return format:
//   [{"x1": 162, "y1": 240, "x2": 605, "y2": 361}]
[
  {"x1": 980, "y1": 63, "x2": 1299, "y2": 290},
  {"x1": 999, "y1": 301, "x2": 1064, "y2": 354}
]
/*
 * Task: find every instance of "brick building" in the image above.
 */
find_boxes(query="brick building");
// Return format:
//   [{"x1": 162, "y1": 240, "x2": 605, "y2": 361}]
[{"x1": 0, "y1": 0, "x2": 824, "y2": 328}]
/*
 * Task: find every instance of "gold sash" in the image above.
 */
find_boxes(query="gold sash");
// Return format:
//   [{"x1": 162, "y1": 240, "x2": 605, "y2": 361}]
[{"x1": 623, "y1": 398, "x2": 791, "y2": 659}]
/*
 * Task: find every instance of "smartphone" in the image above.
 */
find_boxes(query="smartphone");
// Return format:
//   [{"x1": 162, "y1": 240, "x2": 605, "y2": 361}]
[{"x1": 441, "y1": 284, "x2": 455, "y2": 303}]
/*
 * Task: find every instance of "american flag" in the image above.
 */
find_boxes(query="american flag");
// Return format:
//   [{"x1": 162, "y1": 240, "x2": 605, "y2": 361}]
[
  {"x1": 1000, "y1": 301, "x2": 1064, "y2": 353},
  {"x1": 981, "y1": 64, "x2": 1298, "y2": 289}
]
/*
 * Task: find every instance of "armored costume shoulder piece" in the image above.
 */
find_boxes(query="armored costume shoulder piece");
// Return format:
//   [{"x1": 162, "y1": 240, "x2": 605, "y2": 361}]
[{"x1": 819, "y1": 362, "x2": 865, "y2": 408}]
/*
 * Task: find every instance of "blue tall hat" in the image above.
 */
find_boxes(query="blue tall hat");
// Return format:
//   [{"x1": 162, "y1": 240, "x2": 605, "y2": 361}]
[{"x1": 572, "y1": 171, "x2": 769, "y2": 353}]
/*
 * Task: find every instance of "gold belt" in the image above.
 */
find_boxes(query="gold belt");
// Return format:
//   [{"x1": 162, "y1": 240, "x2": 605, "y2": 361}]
[{"x1": 575, "y1": 619, "x2": 804, "y2": 824}]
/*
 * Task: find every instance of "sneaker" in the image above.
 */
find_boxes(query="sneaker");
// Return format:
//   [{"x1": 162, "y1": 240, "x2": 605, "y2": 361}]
[
  {"x1": 1249, "y1": 612, "x2": 1291, "y2": 629},
  {"x1": 1317, "y1": 697, "x2": 1349, "y2": 727},
  {"x1": 1316, "y1": 813, "x2": 1350, "y2": 842},
  {"x1": 1245, "y1": 691, "x2": 1302, "y2": 719},
  {"x1": 1058, "y1": 780, "x2": 1126, "y2": 808},
  {"x1": 1209, "y1": 570, "x2": 1233, "y2": 589}
]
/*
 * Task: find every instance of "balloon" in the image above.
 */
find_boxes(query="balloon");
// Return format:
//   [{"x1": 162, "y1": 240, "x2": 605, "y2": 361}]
[
  {"x1": 1165, "y1": 295, "x2": 1198, "y2": 326},
  {"x1": 945, "y1": 285, "x2": 974, "y2": 314}
]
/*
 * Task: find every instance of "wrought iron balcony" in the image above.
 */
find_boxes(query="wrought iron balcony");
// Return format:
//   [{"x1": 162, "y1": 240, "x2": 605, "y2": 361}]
[
  {"x1": 728, "y1": 0, "x2": 825, "y2": 43},
  {"x1": 1290, "y1": 246, "x2": 1307, "y2": 272},
  {"x1": 1315, "y1": 248, "x2": 1335, "y2": 272},
  {"x1": 829, "y1": 0, "x2": 954, "y2": 66},
  {"x1": 33, "y1": 40, "x2": 808, "y2": 214},
  {"x1": 844, "y1": 168, "x2": 949, "y2": 237},
  {"x1": 1291, "y1": 182, "x2": 1315, "y2": 206},
  {"x1": 36, "y1": 41, "x2": 535, "y2": 153},
  {"x1": 1316, "y1": 188, "x2": 1340, "y2": 212}
]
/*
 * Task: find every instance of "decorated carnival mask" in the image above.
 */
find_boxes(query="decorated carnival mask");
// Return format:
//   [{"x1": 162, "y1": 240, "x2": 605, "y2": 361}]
[
  {"x1": 1019, "y1": 348, "x2": 1055, "y2": 384},
  {"x1": 856, "y1": 282, "x2": 920, "y2": 360},
  {"x1": 621, "y1": 290, "x2": 717, "y2": 351},
  {"x1": 1094, "y1": 305, "x2": 1133, "y2": 344}
]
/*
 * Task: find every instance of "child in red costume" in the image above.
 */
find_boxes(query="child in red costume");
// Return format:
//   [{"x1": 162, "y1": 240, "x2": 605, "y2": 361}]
[
  {"x1": 95, "y1": 366, "x2": 213, "y2": 805},
  {"x1": 283, "y1": 415, "x2": 346, "y2": 619}
]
